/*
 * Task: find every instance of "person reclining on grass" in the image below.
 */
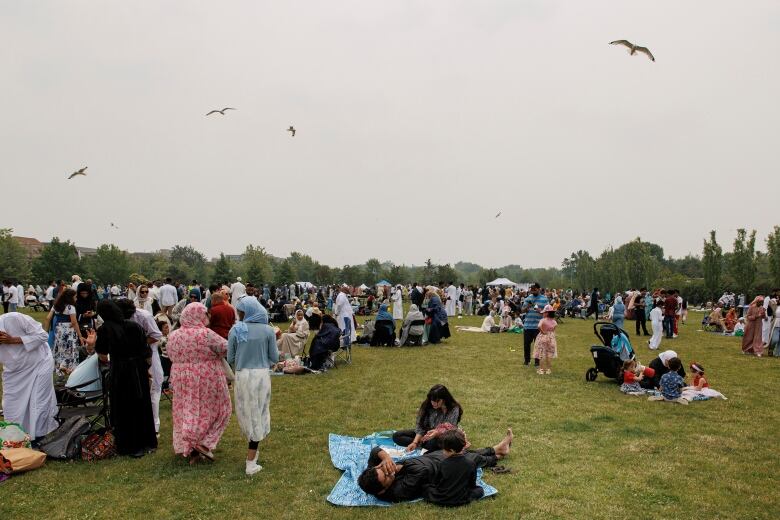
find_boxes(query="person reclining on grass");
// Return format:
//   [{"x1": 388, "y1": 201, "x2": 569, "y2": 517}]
[{"x1": 357, "y1": 428, "x2": 513, "y2": 503}]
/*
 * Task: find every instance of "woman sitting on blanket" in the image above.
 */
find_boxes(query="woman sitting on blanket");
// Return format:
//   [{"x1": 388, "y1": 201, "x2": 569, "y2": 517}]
[
  {"x1": 640, "y1": 350, "x2": 686, "y2": 390},
  {"x1": 481, "y1": 311, "x2": 496, "y2": 332},
  {"x1": 707, "y1": 307, "x2": 727, "y2": 332},
  {"x1": 393, "y1": 384, "x2": 465, "y2": 453},
  {"x1": 724, "y1": 307, "x2": 737, "y2": 332}
]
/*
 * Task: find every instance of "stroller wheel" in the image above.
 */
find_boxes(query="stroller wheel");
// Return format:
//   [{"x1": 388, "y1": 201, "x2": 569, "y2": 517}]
[{"x1": 585, "y1": 368, "x2": 598, "y2": 382}]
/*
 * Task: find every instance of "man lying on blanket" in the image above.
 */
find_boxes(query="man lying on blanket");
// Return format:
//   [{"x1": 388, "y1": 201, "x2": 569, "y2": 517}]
[{"x1": 358, "y1": 428, "x2": 513, "y2": 504}]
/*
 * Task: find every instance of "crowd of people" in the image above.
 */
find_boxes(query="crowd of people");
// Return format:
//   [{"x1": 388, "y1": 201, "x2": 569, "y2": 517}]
[{"x1": 1, "y1": 273, "x2": 776, "y2": 505}]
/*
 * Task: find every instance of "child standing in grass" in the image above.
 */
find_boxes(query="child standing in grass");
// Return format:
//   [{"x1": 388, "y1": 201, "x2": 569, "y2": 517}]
[{"x1": 534, "y1": 305, "x2": 558, "y2": 375}]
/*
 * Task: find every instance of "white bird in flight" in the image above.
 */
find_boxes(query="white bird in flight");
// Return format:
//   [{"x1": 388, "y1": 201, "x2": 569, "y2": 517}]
[
  {"x1": 609, "y1": 40, "x2": 655, "y2": 62},
  {"x1": 287, "y1": 126, "x2": 296, "y2": 137},
  {"x1": 205, "y1": 107, "x2": 236, "y2": 116},
  {"x1": 68, "y1": 167, "x2": 87, "y2": 179}
]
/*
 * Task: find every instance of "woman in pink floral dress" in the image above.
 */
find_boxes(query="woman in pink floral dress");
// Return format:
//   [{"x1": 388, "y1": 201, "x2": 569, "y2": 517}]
[{"x1": 167, "y1": 303, "x2": 231, "y2": 463}]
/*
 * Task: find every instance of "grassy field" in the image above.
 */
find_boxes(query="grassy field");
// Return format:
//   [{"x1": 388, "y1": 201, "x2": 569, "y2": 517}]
[{"x1": 2, "y1": 309, "x2": 778, "y2": 519}]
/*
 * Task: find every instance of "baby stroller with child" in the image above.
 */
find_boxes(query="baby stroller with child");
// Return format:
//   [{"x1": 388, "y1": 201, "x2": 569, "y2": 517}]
[{"x1": 585, "y1": 322, "x2": 635, "y2": 383}]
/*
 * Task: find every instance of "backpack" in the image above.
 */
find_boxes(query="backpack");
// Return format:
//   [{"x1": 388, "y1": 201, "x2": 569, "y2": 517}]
[{"x1": 37, "y1": 417, "x2": 91, "y2": 460}]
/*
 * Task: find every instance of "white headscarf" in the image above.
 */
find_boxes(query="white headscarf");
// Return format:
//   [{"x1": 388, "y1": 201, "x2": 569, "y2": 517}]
[{"x1": 658, "y1": 350, "x2": 677, "y2": 365}]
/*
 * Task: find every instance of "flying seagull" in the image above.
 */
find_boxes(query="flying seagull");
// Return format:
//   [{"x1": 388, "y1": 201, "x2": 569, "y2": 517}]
[
  {"x1": 287, "y1": 126, "x2": 296, "y2": 137},
  {"x1": 110, "y1": 222, "x2": 119, "y2": 229},
  {"x1": 68, "y1": 167, "x2": 87, "y2": 179},
  {"x1": 609, "y1": 40, "x2": 655, "y2": 61},
  {"x1": 495, "y1": 212, "x2": 502, "y2": 219},
  {"x1": 205, "y1": 107, "x2": 236, "y2": 116}
]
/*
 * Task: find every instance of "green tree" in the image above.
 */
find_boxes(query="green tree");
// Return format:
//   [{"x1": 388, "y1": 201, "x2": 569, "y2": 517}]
[
  {"x1": 766, "y1": 226, "x2": 780, "y2": 288},
  {"x1": 0, "y1": 229, "x2": 31, "y2": 283},
  {"x1": 702, "y1": 230, "x2": 723, "y2": 298},
  {"x1": 242, "y1": 246, "x2": 274, "y2": 285},
  {"x1": 730, "y1": 229, "x2": 757, "y2": 296},
  {"x1": 86, "y1": 244, "x2": 132, "y2": 285},
  {"x1": 436, "y1": 263, "x2": 458, "y2": 284},
  {"x1": 339, "y1": 265, "x2": 364, "y2": 286},
  {"x1": 31, "y1": 237, "x2": 82, "y2": 284},
  {"x1": 169, "y1": 245, "x2": 208, "y2": 282},
  {"x1": 364, "y1": 258, "x2": 382, "y2": 282},
  {"x1": 478, "y1": 268, "x2": 500, "y2": 286},
  {"x1": 288, "y1": 252, "x2": 316, "y2": 282},
  {"x1": 132, "y1": 252, "x2": 170, "y2": 281},
  {"x1": 420, "y1": 259, "x2": 436, "y2": 284},
  {"x1": 212, "y1": 253, "x2": 235, "y2": 284}
]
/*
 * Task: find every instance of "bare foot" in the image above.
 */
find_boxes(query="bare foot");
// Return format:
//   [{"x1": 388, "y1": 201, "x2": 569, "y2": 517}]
[{"x1": 494, "y1": 428, "x2": 514, "y2": 459}]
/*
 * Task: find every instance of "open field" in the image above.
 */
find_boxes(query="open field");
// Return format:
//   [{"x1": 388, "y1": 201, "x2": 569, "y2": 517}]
[{"x1": 2, "y1": 310, "x2": 779, "y2": 519}]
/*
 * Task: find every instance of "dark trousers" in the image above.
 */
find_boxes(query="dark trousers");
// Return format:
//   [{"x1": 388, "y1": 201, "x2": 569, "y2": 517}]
[
  {"x1": 523, "y1": 328, "x2": 540, "y2": 365},
  {"x1": 393, "y1": 429, "x2": 441, "y2": 452},
  {"x1": 635, "y1": 311, "x2": 649, "y2": 335},
  {"x1": 392, "y1": 431, "x2": 498, "y2": 467},
  {"x1": 663, "y1": 315, "x2": 674, "y2": 338},
  {"x1": 586, "y1": 305, "x2": 599, "y2": 319}
]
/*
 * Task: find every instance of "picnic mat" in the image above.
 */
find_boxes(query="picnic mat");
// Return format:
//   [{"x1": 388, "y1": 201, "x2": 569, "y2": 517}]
[{"x1": 326, "y1": 431, "x2": 498, "y2": 507}]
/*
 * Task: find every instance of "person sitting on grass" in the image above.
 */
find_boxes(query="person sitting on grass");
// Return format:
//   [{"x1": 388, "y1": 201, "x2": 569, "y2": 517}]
[
  {"x1": 357, "y1": 428, "x2": 513, "y2": 503},
  {"x1": 649, "y1": 356, "x2": 688, "y2": 405},
  {"x1": 393, "y1": 384, "x2": 463, "y2": 452},
  {"x1": 426, "y1": 429, "x2": 484, "y2": 507}
]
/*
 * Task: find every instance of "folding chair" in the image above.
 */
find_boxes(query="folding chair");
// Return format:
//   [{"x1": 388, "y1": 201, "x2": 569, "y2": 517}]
[{"x1": 334, "y1": 334, "x2": 352, "y2": 365}]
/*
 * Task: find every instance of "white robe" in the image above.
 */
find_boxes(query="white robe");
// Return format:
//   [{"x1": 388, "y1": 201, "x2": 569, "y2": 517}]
[
  {"x1": 230, "y1": 282, "x2": 246, "y2": 306},
  {"x1": 0, "y1": 313, "x2": 58, "y2": 438},
  {"x1": 391, "y1": 290, "x2": 404, "y2": 320},
  {"x1": 335, "y1": 292, "x2": 356, "y2": 342},
  {"x1": 649, "y1": 307, "x2": 663, "y2": 350},
  {"x1": 445, "y1": 285, "x2": 457, "y2": 317}
]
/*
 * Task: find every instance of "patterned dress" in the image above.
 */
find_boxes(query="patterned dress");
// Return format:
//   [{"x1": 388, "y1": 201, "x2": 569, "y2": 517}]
[
  {"x1": 167, "y1": 304, "x2": 232, "y2": 456},
  {"x1": 533, "y1": 317, "x2": 558, "y2": 359},
  {"x1": 52, "y1": 306, "x2": 80, "y2": 377}
]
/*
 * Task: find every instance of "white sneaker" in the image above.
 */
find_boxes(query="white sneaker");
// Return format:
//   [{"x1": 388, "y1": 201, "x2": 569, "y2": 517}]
[{"x1": 245, "y1": 460, "x2": 263, "y2": 476}]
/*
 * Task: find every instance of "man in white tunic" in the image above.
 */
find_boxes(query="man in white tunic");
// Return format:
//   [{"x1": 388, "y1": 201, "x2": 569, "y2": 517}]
[
  {"x1": 445, "y1": 282, "x2": 457, "y2": 317},
  {"x1": 0, "y1": 313, "x2": 58, "y2": 439},
  {"x1": 391, "y1": 285, "x2": 404, "y2": 322},
  {"x1": 335, "y1": 285, "x2": 356, "y2": 346},
  {"x1": 230, "y1": 277, "x2": 247, "y2": 306}
]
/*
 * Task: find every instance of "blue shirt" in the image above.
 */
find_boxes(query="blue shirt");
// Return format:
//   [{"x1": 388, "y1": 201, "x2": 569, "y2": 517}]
[
  {"x1": 227, "y1": 322, "x2": 279, "y2": 370},
  {"x1": 660, "y1": 371, "x2": 684, "y2": 400},
  {"x1": 523, "y1": 294, "x2": 549, "y2": 330}
]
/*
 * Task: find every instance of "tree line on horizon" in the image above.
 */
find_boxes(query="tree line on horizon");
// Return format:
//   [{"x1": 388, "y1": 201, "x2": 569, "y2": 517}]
[{"x1": 2, "y1": 228, "x2": 779, "y2": 303}]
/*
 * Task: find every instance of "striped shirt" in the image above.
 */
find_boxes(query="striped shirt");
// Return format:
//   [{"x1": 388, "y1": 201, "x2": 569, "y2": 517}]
[{"x1": 523, "y1": 294, "x2": 549, "y2": 330}]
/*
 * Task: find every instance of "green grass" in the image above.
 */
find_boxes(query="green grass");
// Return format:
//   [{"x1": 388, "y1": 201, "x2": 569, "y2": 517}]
[{"x1": 2, "y1": 310, "x2": 779, "y2": 519}]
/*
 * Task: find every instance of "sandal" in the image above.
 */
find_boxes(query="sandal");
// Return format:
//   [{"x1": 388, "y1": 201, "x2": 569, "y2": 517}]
[
  {"x1": 193, "y1": 445, "x2": 215, "y2": 462},
  {"x1": 490, "y1": 465, "x2": 512, "y2": 474}
]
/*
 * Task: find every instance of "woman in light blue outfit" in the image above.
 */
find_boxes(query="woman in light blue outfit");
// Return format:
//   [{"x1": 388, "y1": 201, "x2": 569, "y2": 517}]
[
  {"x1": 612, "y1": 295, "x2": 626, "y2": 330},
  {"x1": 227, "y1": 296, "x2": 278, "y2": 476}
]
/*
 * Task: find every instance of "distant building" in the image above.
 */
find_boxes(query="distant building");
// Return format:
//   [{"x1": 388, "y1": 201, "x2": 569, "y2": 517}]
[{"x1": 13, "y1": 236, "x2": 45, "y2": 260}]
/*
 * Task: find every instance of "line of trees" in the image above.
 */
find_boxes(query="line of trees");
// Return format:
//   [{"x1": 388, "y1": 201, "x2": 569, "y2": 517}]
[{"x1": 3, "y1": 227, "x2": 780, "y2": 303}]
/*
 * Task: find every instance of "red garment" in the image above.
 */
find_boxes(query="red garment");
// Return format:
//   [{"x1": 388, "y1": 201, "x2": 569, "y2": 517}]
[
  {"x1": 208, "y1": 301, "x2": 235, "y2": 339},
  {"x1": 693, "y1": 375, "x2": 709, "y2": 388},
  {"x1": 623, "y1": 371, "x2": 637, "y2": 384},
  {"x1": 664, "y1": 296, "x2": 677, "y2": 317}
]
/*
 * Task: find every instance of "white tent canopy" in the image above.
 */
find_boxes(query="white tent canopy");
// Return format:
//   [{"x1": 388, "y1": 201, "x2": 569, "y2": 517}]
[
  {"x1": 358, "y1": 284, "x2": 369, "y2": 290},
  {"x1": 296, "y1": 281, "x2": 315, "y2": 289},
  {"x1": 486, "y1": 278, "x2": 516, "y2": 287}
]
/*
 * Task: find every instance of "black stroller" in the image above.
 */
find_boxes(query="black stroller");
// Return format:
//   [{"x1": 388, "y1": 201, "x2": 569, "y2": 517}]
[{"x1": 585, "y1": 322, "x2": 635, "y2": 383}]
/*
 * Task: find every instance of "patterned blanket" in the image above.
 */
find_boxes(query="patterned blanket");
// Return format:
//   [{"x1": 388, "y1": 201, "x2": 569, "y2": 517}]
[{"x1": 326, "y1": 432, "x2": 498, "y2": 507}]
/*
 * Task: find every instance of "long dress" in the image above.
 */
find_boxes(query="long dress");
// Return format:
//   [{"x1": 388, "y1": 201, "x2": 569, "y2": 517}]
[
  {"x1": 0, "y1": 313, "x2": 59, "y2": 439},
  {"x1": 741, "y1": 304, "x2": 766, "y2": 355},
  {"x1": 391, "y1": 290, "x2": 404, "y2": 321},
  {"x1": 95, "y1": 319, "x2": 158, "y2": 455},
  {"x1": 167, "y1": 322, "x2": 231, "y2": 455},
  {"x1": 649, "y1": 307, "x2": 663, "y2": 350},
  {"x1": 277, "y1": 318, "x2": 309, "y2": 357},
  {"x1": 533, "y1": 318, "x2": 558, "y2": 359}
]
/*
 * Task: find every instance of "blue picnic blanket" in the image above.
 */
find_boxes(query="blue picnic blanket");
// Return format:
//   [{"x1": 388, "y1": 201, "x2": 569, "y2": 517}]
[{"x1": 326, "y1": 431, "x2": 498, "y2": 507}]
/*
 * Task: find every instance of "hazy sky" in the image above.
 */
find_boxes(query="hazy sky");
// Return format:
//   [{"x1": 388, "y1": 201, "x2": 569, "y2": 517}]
[{"x1": 3, "y1": 1, "x2": 779, "y2": 268}]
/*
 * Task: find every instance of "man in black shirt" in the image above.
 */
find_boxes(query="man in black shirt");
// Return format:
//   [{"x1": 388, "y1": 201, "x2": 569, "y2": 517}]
[
  {"x1": 635, "y1": 288, "x2": 649, "y2": 336},
  {"x1": 357, "y1": 428, "x2": 512, "y2": 502}
]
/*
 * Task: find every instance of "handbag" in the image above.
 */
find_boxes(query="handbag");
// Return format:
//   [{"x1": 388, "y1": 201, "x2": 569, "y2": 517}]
[
  {"x1": 81, "y1": 430, "x2": 116, "y2": 461},
  {"x1": 221, "y1": 358, "x2": 235, "y2": 382}
]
